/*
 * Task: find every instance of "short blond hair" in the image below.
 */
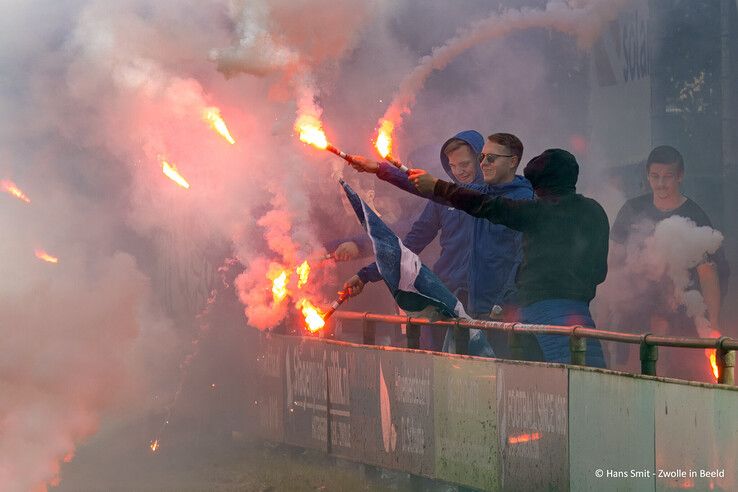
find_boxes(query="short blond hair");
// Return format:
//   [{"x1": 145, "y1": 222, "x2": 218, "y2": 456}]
[{"x1": 442, "y1": 139, "x2": 472, "y2": 157}]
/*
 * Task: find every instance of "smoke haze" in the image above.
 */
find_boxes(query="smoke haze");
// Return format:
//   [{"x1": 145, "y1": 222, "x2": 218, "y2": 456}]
[{"x1": 4, "y1": 0, "x2": 734, "y2": 489}]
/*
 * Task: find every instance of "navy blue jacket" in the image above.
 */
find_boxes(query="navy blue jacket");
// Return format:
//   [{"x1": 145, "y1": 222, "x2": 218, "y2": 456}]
[{"x1": 359, "y1": 130, "x2": 534, "y2": 316}]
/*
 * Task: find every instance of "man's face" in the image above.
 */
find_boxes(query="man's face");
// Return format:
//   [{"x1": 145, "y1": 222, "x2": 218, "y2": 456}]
[
  {"x1": 480, "y1": 141, "x2": 516, "y2": 185},
  {"x1": 445, "y1": 145, "x2": 478, "y2": 184},
  {"x1": 647, "y1": 162, "x2": 683, "y2": 200}
]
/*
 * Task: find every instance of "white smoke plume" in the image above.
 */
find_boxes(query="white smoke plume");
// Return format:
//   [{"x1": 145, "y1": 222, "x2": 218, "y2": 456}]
[
  {"x1": 599, "y1": 216, "x2": 724, "y2": 337},
  {"x1": 379, "y1": 0, "x2": 632, "y2": 135},
  {"x1": 211, "y1": 0, "x2": 383, "y2": 133}
]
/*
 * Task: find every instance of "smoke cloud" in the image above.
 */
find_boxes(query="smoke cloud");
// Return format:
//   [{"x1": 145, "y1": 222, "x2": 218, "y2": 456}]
[
  {"x1": 598, "y1": 216, "x2": 724, "y2": 337},
  {"x1": 2, "y1": 0, "x2": 641, "y2": 488}
]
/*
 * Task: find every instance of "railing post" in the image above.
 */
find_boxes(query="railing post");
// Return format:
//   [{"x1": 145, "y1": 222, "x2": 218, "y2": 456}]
[
  {"x1": 406, "y1": 317, "x2": 420, "y2": 349},
  {"x1": 508, "y1": 323, "x2": 527, "y2": 360},
  {"x1": 640, "y1": 336, "x2": 658, "y2": 376},
  {"x1": 454, "y1": 320, "x2": 469, "y2": 355},
  {"x1": 362, "y1": 314, "x2": 375, "y2": 346},
  {"x1": 717, "y1": 338, "x2": 735, "y2": 385},
  {"x1": 569, "y1": 329, "x2": 586, "y2": 366}
]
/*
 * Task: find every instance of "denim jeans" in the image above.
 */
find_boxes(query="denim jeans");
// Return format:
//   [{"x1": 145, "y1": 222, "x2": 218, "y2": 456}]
[{"x1": 520, "y1": 299, "x2": 606, "y2": 368}]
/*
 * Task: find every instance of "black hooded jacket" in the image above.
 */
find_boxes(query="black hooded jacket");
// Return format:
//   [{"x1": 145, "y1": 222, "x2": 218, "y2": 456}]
[{"x1": 432, "y1": 149, "x2": 609, "y2": 306}]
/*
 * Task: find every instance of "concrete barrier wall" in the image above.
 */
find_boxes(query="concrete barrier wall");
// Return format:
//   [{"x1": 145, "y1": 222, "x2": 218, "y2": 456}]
[{"x1": 248, "y1": 330, "x2": 738, "y2": 491}]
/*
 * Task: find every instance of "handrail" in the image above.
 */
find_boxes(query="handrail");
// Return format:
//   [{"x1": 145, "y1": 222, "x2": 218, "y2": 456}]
[{"x1": 331, "y1": 310, "x2": 737, "y2": 385}]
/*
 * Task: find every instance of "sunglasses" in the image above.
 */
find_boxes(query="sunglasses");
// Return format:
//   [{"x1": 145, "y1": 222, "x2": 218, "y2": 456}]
[{"x1": 479, "y1": 152, "x2": 514, "y2": 164}]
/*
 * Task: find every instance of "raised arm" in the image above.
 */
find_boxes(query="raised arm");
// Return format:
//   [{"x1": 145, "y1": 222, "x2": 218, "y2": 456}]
[
  {"x1": 425, "y1": 173, "x2": 535, "y2": 231},
  {"x1": 348, "y1": 155, "x2": 429, "y2": 198}
]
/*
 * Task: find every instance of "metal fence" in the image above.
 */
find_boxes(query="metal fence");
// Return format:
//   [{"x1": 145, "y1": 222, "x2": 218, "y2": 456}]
[{"x1": 331, "y1": 311, "x2": 737, "y2": 385}]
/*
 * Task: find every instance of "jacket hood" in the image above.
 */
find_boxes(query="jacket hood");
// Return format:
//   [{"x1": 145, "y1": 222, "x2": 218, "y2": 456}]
[
  {"x1": 440, "y1": 130, "x2": 484, "y2": 184},
  {"x1": 523, "y1": 148, "x2": 579, "y2": 196}
]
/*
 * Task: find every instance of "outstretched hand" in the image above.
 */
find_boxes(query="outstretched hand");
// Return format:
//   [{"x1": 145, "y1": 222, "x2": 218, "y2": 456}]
[
  {"x1": 347, "y1": 154, "x2": 379, "y2": 174},
  {"x1": 408, "y1": 169, "x2": 438, "y2": 195},
  {"x1": 343, "y1": 274, "x2": 365, "y2": 297},
  {"x1": 333, "y1": 241, "x2": 360, "y2": 261}
]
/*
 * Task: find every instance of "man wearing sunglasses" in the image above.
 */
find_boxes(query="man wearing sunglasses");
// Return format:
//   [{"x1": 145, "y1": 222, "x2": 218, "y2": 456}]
[{"x1": 346, "y1": 132, "x2": 534, "y2": 358}]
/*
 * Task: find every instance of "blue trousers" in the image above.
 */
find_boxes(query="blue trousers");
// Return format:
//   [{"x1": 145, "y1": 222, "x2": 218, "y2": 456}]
[{"x1": 520, "y1": 299, "x2": 606, "y2": 368}]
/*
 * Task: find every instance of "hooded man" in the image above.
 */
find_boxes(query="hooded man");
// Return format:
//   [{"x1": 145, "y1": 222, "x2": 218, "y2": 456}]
[
  {"x1": 408, "y1": 148, "x2": 609, "y2": 367},
  {"x1": 346, "y1": 132, "x2": 534, "y2": 356}
]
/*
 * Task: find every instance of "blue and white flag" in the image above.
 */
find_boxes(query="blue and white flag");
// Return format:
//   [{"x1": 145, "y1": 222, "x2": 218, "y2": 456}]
[{"x1": 340, "y1": 179, "x2": 493, "y2": 357}]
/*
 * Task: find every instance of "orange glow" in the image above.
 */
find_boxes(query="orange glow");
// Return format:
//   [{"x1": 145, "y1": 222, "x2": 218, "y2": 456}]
[
  {"x1": 297, "y1": 298, "x2": 325, "y2": 332},
  {"x1": 705, "y1": 349, "x2": 719, "y2": 381},
  {"x1": 296, "y1": 114, "x2": 328, "y2": 149},
  {"x1": 270, "y1": 269, "x2": 290, "y2": 304},
  {"x1": 676, "y1": 478, "x2": 695, "y2": 489},
  {"x1": 35, "y1": 249, "x2": 59, "y2": 264},
  {"x1": 296, "y1": 260, "x2": 310, "y2": 288},
  {"x1": 202, "y1": 107, "x2": 236, "y2": 144},
  {"x1": 1, "y1": 179, "x2": 31, "y2": 203},
  {"x1": 149, "y1": 439, "x2": 159, "y2": 452},
  {"x1": 507, "y1": 432, "x2": 542, "y2": 445},
  {"x1": 705, "y1": 329, "x2": 721, "y2": 381},
  {"x1": 375, "y1": 119, "x2": 394, "y2": 158},
  {"x1": 161, "y1": 159, "x2": 190, "y2": 189}
]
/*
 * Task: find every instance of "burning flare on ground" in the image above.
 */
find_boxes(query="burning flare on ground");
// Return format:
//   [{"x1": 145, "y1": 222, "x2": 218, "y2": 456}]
[
  {"x1": 1, "y1": 179, "x2": 31, "y2": 203},
  {"x1": 270, "y1": 269, "x2": 290, "y2": 304},
  {"x1": 202, "y1": 107, "x2": 236, "y2": 144},
  {"x1": 35, "y1": 248, "x2": 59, "y2": 264},
  {"x1": 296, "y1": 298, "x2": 325, "y2": 333},
  {"x1": 507, "y1": 432, "x2": 542, "y2": 445},
  {"x1": 296, "y1": 114, "x2": 328, "y2": 149},
  {"x1": 161, "y1": 159, "x2": 190, "y2": 189},
  {"x1": 704, "y1": 329, "x2": 721, "y2": 381},
  {"x1": 296, "y1": 260, "x2": 310, "y2": 288},
  {"x1": 149, "y1": 439, "x2": 159, "y2": 452},
  {"x1": 374, "y1": 120, "x2": 394, "y2": 159}
]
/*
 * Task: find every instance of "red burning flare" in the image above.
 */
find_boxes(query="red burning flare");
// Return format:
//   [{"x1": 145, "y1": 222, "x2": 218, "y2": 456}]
[
  {"x1": 374, "y1": 119, "x2": 394, "y2": 159},
  {"x1": 1, "y1": 179, "x2": 31, "y2": 203},
  {"x1": 203, "y1": 107, "x2": 236, "y2": 144},
  {"x1": 374, "y1": 119, "x2": 409, "y2": 172},
  {"x1": 296, "y1": 260, "x2": 310, "y2": 288},
  {"x1": 296, "y1": 115, "x2": 328, "y2": 149},
  {"x1": 296, "y1": 298, "x2": 325, "y2": 333},
  {"x1": 704, "y1": 329, "x2": 722, "y2": 381},
  {"x1": 160, "y1": 158, "x2": 190, "y2": 189},
  {"x1": 149, "y1": 439, "x2": 159, "y2": 452},
  {"x1": 270, "y1": 268, "x2": 290, "y2": 304},
  {"x1": 507, "y1": 432, "x2": 542, "y2": 445},
  {"x1": 35, "y1": 248, "x2": 59, "y2": 264}
]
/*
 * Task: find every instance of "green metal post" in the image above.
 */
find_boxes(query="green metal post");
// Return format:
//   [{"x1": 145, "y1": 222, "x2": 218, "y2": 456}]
[
  {"x1": 362, "y1": 316, "x2": 375, "y2": 345},
  {"x1": 569, "y1": 335, "x2": 586, "y2": 366},
  {"x1": 454, "y1": 321, "x2": 469, "y2": 355},
  {"x1": 407, "y1": 319, "x2": 420, "y2": 349},
  {"x1": 717, "y1": 345, "x2": 735, "y2": 385},
  {"x1": 640, "y1": 342, "x2": 658, "y2": 376},
  {"x1": 509, "y1": 330, "x2": 524, "y2": 360}
]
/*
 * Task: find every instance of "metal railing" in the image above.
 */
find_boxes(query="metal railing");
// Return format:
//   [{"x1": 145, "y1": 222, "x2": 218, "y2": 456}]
[{"x1": 332, "y1": 310, "x2": 737, "y2": 385}]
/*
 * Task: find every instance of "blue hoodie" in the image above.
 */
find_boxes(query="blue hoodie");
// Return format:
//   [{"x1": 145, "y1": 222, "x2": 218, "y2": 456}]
[
  {"x1": 357, "y1": 132, "x2": 482, "y2": 293},
  {"x1": 369, "y1": 130, "x2": 534, "y2": 316}
]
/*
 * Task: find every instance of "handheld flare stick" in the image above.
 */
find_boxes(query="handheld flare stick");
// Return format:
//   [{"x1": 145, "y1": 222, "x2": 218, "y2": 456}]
[
  {"x1": 325, "y1": 144, "x2": 358, "y2": 165},
  {"x1": 297, "y1": 118, "x2": 359, "y2": 165},
  {"x1": 374, "y1": 122, "x2": 410, "y2": 173},
  {"x1": 384, "y1": 155, "x2": 410, "y2": 174},
  {"x1": 322, "y1": 290, "x2": 350, "y2": 321}
]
